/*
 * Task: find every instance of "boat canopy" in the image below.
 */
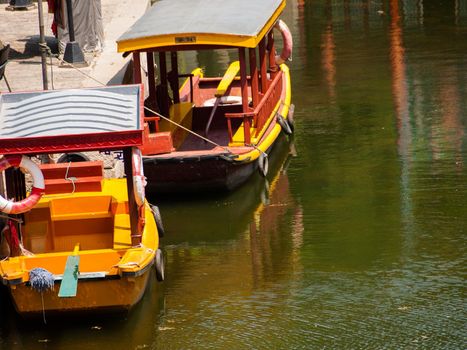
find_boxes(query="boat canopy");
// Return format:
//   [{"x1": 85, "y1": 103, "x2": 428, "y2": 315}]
[
  {"x1": 117, "y1": 0, "x2": 286, "y2": 52},
  {"x1": 0, "y1": 85, "x2": 144, "y2": 155}
]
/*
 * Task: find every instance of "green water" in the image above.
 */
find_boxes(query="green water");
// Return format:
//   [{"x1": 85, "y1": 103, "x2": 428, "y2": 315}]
[{"x1": 1, "y1": 0, "x2": 466, "y2": 348}]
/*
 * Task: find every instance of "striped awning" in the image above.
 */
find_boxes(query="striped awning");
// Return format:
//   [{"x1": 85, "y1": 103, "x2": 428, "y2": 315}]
[{"x1": 0, "y1": 85, "x2": 144, "y2": 155}]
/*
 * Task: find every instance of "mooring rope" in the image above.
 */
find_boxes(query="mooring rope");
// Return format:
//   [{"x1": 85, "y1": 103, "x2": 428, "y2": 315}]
[
  {"x1": 38, "y1": 42, "x2": 55, "y2": 90},
  {"x1": 248, "y1": 143, "x2": 268, "y2": 158},
  {"x1": 142, "y1": 105, "x2": 234, "y2": 155},
  {"x1": 40, "y1": 43, "x2": 234, "y2": 154}
]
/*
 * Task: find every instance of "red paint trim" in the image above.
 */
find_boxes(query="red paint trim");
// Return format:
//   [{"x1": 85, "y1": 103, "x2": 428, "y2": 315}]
[
  {"x1": 0, "y1": 131, "x2": 143, "y2": 156},
  {"x1": 0, "y1": 84, "x2": 145, "y2": 155},
  {"x1": 249, "y1": 48, "x2": 259, "y2": 111},
  {"x1": 259, "y1": 37, "x2": 268, "y2": 92},
  {"x1": 30, "y1": 186, "x2": 45, "y2": 195}
]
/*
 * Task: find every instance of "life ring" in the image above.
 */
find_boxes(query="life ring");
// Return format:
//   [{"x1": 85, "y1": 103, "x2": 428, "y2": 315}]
[
  {"x1": 287, "y1": 103, "x2": 295, "y2": 132},
  {"x1": 277, "y1": 113, "x2": 293, "y2": 135},
  {"x1": 150, "y1": 204, "x2": 165, "y2": 238},
  {"x1": 0, "y1": 155, "x2": 45, "y2": 214},
  {"x1": 132, "y1": 148, "x2": 146, "y2": 207},
  {"x1": 274, "y1": 19, "x2": 293, "y2": 65},
  {"x1": 258, "y1": 152, "x2": 269, "y2": 177}
]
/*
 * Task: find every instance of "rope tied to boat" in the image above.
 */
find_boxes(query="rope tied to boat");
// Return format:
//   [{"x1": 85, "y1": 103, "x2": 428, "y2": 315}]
[
  {"x1": 65, "y1": 161, "x2": 77, "y2": 194},
  {"x1": 142, "y1": 105, "x2": 235, "y2": 156},
  {"x1": 38, "y1": 41, "x2": 236, "y2": 157},
  {"x1": 247, "y1": 143, "x2": 268, "y2": 158},
  {"x1": 38, "y1": 42, "x2": 55, "y2": 90}
]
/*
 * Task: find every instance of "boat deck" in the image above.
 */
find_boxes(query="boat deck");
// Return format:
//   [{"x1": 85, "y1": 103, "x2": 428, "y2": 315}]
[
  {"x1": 178, "y1": 129, "x2": 228, "y2": 152},
  {"x1": 22, "y1": 179, "x2": 132, "y2": 255}
]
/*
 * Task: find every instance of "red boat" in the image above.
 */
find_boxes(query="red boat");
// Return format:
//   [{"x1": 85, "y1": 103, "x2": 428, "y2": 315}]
[{"x1": 117, "y1": 0, "x2": 294, "y2": 193}]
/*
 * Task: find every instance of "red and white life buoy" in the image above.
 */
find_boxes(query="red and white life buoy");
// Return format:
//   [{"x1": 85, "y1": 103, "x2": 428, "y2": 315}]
[
  {"x1": 0, "y1": 155, "x2": 45, "y2": 214},
  {"x1": 132, "y1": 148, "x2": 146, "y2": 207},
  {"x1": 274, "y1": 19, "x2": 293, "y2": 65}
]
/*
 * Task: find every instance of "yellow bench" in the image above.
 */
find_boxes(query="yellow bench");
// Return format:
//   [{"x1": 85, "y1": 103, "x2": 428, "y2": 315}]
[{"x1": 158, "y1": 102, "x2": 193, "y2": 149}]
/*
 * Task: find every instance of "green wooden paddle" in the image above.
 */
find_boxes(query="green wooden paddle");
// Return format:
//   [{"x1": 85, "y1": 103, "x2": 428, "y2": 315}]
[{"x1": 58, "y1": 244, "x2": 80, "y2": 298}]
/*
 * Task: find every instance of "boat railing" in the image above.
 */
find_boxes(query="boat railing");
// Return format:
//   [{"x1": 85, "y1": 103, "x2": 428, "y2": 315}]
[
  {"x1": 253, "y1": 72, "x2": 283, "y2": 138},
  {"x1": 225, "y1": 72, "x2": 283, "y2": 145}
]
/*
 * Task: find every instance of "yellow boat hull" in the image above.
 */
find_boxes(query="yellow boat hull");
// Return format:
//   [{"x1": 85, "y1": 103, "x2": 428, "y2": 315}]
[
  {"x1": 0, "y1": 178, "x2": 160, "y2": 316},
  {"x1": 9, "y1": 269, "x2": 152, "y2": 315}
]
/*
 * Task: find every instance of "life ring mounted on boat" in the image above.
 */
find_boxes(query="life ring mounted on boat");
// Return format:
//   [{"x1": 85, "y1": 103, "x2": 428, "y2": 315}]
[
  {"x1": 274, "y1": 19, "x2": 293, "y2": 65},
  {"x1": 132, "y1": 148, "x2": 147, "y2": 207},
  {"x1": 0, "y1": 155, "x2": 45, "y2": 214},
  {"x1": 258, "y1": 152, "x2": 269, "y2": 177}
]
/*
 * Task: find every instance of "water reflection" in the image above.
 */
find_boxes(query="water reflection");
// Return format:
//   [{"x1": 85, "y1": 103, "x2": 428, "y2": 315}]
[
  {"x1": 389, "y1": 0, "x2": 414, "y2": 248},
  {"x1": 249, "y1": 141, "x2": 304, "y2": 285},
  {"x1": 322, "y1": 2, "x2": 337, "y2": 102},
  {"x1": 149, "y1": 137, "x2": 304, "y2": 348}
]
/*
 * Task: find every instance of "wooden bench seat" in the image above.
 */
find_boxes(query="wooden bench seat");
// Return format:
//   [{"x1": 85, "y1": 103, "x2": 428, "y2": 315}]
[{"x1": 40, "y1": 161, "x2": 104, "y2": 194}]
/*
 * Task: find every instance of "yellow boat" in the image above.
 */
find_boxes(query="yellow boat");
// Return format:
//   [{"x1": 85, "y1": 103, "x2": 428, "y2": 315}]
[
  {"x1": 0, "y1": 84, "x2": 164, "y2": 317},
  {"x1": 117, "y1": 0, "x2": 294, "y2": 193}
]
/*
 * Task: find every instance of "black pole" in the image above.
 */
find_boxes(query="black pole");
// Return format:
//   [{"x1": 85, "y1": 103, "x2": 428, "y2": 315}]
[
  {"x1": 63, "y1": 0, "x2": 87, "y2": 66},
  {"x1": 65, "y1": 0, "x2": 76, "y2": 42},
  {"x1": 37, "y1": 0, "x2": 48, "y2": 90}
]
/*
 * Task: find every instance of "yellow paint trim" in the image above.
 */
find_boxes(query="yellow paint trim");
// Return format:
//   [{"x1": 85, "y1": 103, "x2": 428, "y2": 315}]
[
  {"x1": 180, "y1": 68, "x2": 204, "y2": 92},
  {"x1": 216, "y1": 61, "x2": 240, "y2": 97},
  {"x1": 159, "y1": 102, "x2": 193, "y2": 149},
  {"x1": 117, "y1": 1, "x2": 286, "y2": 52}
]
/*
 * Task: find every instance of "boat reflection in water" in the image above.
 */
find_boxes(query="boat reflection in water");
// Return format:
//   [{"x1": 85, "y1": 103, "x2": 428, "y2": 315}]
[
  {"x1": 141, "y1": 135, "x2": 305, "y2": 348},
  {"x1": 112, "y1": 136, "x2": 303, "y2": 349}
]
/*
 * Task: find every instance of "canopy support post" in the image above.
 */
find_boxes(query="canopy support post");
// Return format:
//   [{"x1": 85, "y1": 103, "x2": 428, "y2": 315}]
[
  {"x1": 239, "y1": 48, "x2": 251, "y2": 145},
  {"x1": 146, "y1": 52, "x2": 159, "y2": 131},
  {"x1": 170, "y1": 51, "x2": 180, "y2": 104},
  {"x1": 159, "y1": 52, "x2": 169, "y2": 116},
  {"x1": 267, "y1": 31, "x2": 278, "y2": 79},
  {"x1": 249, "y1": 47, "x2": 259, "y2": 109},
  {"x1": 133, "y1": 52, "x2": 142, "y2": 84},
  {"x1": 123, "y1": 147, "x2": 141, "y2": 246},
  {"x1": 259, "y1": 37, "x2": 268, "y2": 93},
  {"x1": 147, "y1": 52, "x2": 156, "y2": 103}
]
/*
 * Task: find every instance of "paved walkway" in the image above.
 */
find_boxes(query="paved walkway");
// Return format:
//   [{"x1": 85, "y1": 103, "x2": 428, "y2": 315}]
[{"x1": 0, "y1": 0, "x2": 149, "y2": 92}]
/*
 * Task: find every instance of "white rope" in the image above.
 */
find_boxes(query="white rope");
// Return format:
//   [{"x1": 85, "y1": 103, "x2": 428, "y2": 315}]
[
  {"x1": 17, "y1": 219, "x2": 33, "y2": 256},
  {"x1": 64, "y1": 161, "x2": 76, "y2": 194},
  {"x1": 40, "y1": 43, "x2": 235, "y2": 155},
  {"x1": 249, "y1": 143, "x2": 268, "y2": 158},
  {"x1": 143, "y1": 105, "x2": 233, "y2": 154}
]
